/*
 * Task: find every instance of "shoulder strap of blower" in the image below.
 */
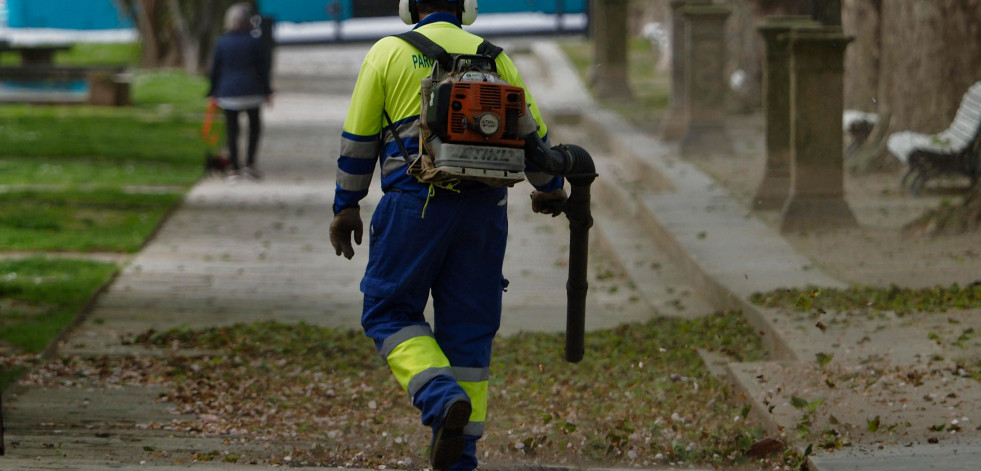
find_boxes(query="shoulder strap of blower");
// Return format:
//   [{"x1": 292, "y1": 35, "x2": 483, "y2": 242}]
[{"x1": 394, "y1": 31, "x2": 503, "y2": 71}]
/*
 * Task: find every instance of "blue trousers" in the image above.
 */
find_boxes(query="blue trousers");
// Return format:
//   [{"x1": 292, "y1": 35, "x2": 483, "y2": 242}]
[{"x1": 360, "y1": 187, "x2": 509, "y2": 471}]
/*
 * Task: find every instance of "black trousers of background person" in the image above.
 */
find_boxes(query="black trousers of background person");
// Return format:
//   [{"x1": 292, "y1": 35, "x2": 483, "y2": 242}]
[{"x1": 223, "y1": 107, "x2": 262, "y2": 170}]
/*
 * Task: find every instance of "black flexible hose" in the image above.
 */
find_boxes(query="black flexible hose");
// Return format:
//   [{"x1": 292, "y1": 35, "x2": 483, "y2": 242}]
[
  {"x1": 524, "y1": 133, "x2": 596, "y2": 178},
  {"x1": 524, "y1": 134, "x2": 597, "y2": 362}
]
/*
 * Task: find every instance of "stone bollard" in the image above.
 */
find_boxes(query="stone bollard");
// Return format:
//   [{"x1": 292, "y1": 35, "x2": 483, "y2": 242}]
[
  {"x1": 660, "y1": 0, "x2": 711, "y2": 140},
  {"x1": 589, "y1": 0, "x2": 632, "y2": 100},
  {"x1": 87, "y1": 70, "x2": 132, "y2": 107},
  {"x1": 751, "y1": 16, "x2": 820, "y2": 211},
  {"x1": 779, "y1": 26, "x2": 857, "y2": 233},
  {"x1": 679, "y1": 2, "x2": 732, "y2": 157}
]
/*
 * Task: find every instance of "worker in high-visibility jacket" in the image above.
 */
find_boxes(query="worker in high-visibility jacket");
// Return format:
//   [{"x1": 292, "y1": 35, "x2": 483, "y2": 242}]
[{"x1": 328, "y1": 1, "x2": 567, "y2": 470}]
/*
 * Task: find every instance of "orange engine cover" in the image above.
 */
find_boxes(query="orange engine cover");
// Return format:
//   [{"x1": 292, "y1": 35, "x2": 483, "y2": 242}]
[{"x1": 426, "y1": 79, "x2": 527, "y2": 147}]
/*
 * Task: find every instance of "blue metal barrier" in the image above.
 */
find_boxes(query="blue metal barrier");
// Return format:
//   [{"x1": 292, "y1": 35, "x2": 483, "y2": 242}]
[
  {"x1": 2, "y1": 0, "x2": 586, "y2": 30},
  {"x1": 5, "y1": 0, "x2": 131, "y2": 30},
  {"x1": 258, "y1": 0, "x2": 586, "y2": 22}
]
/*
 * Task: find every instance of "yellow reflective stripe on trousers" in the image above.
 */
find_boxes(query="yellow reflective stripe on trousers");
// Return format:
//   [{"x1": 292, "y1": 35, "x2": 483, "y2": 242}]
[
  {"x1": 454, "y1": 366, "x2": 489, "y2": 436},
  {"x1": 458, "y1": 380, "x2": 488, "y2": 423},
  {"x1": 387, "y1": 335, "x2": 451, "y2": 393},
  {"x1": 380, "y1": 324, "x2": 433, "y2": 360}
]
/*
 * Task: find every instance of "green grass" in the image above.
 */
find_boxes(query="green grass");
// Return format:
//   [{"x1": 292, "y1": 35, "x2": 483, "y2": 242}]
[
  {"x1": 131, "y1": 69, "x2": 211, "y2": 109},
  {"x1": 54, "y1": 42, "x2": 141, "y2": 66},
  {"x1": 0, "y1": 155, "x2": 200, "y2": 187},
  {"x1": 0, "y1": 257, "x2": 118, "y2": 357},
  {"x1": 0, "y1": 74, "x2": 209, "y2": 253},
  {"x1": 0, "y1": 44, "x2": 209, "y2": 381},
  {"x1": 0, "y1": 189, "x2": 183, "y2": 253},
  {"x1": 0, "y1": 108, "x2": 205, "y2": 159},
  {"x1": 0, "y1": 68, "x2": 213, "y2": 186},
  {"x1": 0, "y1": 42, "x2": 139, "y2": 67},
  {"x1": 0, "y1": 108, "x2": 207, "y2": 185},
  {"x1": 751, "y1": 283, "x2": 981, "y2": 315}
]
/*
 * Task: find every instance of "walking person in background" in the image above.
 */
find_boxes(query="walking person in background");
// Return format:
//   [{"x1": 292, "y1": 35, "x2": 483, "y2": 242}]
[{"x1": 207, "y1": 2, "x2": 273, "y2": 182}]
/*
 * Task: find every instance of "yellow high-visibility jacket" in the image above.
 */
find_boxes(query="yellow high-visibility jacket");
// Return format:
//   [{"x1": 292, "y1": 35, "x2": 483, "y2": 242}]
[{"x1": 333, "y1": 13, "x2": 563, "y2": 213}]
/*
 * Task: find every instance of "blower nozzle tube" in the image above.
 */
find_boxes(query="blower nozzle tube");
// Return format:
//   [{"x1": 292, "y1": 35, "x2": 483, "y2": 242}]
[{"x1": 524, "y1": 132, "x2": 597, "y2": 363}]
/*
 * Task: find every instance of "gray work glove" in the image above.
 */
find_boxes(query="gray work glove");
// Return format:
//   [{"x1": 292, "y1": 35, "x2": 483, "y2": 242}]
[
  {"x1": 329, "y1": 207, "x2": 363, "y2": 259},
  {"x1": 530, "y1": 188, "x2": 568, "y2": 217}
]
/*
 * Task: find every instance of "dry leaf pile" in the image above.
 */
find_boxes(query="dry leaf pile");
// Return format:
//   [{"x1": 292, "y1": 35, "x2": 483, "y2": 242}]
[{"x1": 11, "y1": 314, "x2": 781, "y2": 469}]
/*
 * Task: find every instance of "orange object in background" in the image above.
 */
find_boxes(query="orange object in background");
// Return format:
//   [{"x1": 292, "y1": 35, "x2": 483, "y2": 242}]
[{"x1": 201, "y1": 99, "x2": 221, "y2": 146}]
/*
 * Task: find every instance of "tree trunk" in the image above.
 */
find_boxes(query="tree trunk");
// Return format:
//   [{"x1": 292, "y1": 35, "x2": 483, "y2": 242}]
[
  {"x1": 115, "y1": 0, "x2": 245, "y2": 72},
  {"x1": 841, "y1": 0, "x2": 880, "y2": 111},
  {"x1": 589, "y1": 0, "x2": 632, "y2": 100},
  {"x1": 877, "y1": 0, "x2": 981, "y2": 134},
  {"x1": 192, "y1": 3, "x2": 223, "y2": 74},
  {"x1": 177, "y1": 0, "x2": 244, "y2": 74},
  {"x1": 166, "y1": 0, "x2": 196, "y2": 73},
  {"x1": 125, "y1": 0, "x2": 181, "y2": 68}
]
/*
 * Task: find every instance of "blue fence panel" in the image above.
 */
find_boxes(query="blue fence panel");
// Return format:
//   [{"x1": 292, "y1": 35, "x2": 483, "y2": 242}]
[
  {"x1": 479, "y1": 0, "x2": 586, "y2": 14},
  {"x1": 2, "y1": 0, "x2": 586, "y2": 30},
  {"x1": 6, "y1": 0, "x2": 130, "y2": 29},
  {"x1": 260, "y1": 0, "x2": 338, "y2": 23},
  {"x1": 258, "y1": 0, "x2": 586, "y2": 22}
]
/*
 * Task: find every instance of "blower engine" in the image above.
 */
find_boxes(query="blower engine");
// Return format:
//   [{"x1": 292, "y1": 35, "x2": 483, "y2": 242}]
[{"x1": 420, "y1": 53, "x2": 529, "y2": 185}]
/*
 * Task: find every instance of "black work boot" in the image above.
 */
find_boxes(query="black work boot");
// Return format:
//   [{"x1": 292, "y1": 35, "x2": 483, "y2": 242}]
[{"x1": 430, "y1": 399, "x2": 472, "y2": 470}]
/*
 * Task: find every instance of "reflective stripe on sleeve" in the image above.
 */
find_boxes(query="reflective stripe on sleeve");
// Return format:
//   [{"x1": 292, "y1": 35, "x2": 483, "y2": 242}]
[
  {"x1": 381, "y1": 155, "x2": 410, "y2": 178},
  {"x1": 382, "y1": 119, "x2": 419, "y2": 147},
  {"x1": 341, "y1": 133, "x2": 381, "y2": 159},
  {"x1": 337, "y1": 132, "x2": 378, "y2": 194},
  {"x1": 379, "y1": 118, "x2": 419, "y2": 178},
  {"x1": 336, "y1": 168, "x2": 373, "y2": 192}
]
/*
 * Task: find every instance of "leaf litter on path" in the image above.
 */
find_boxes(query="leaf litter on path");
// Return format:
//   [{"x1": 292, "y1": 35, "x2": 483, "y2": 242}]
[{"x1": 11, "y1": 315, "x2": 789, "y2": 469}]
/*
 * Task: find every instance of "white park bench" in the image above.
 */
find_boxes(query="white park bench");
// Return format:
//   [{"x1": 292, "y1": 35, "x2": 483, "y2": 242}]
[
  {"x1": 886, "y1": 80, "x2": 981, "y2": 195},
  {"x1": 843, "y1": 109, "x2": 880, "y2": 158}
]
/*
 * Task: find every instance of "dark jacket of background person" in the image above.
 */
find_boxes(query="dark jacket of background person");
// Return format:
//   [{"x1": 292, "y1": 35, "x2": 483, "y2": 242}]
[{"x1": 207, "y1": 31, "x2": 272, "y2": 99}]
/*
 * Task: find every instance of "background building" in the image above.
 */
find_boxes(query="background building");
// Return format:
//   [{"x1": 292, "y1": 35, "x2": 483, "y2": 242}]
[
  {"x1": 3, "y1": 0, "x2": 131, "y2": 30},
  {"x1": 247, "y1": 0, "x2": 585, "y2": 23},
  {"x1": 1, "y1": 0, "x2": 585, "y2": 29}
]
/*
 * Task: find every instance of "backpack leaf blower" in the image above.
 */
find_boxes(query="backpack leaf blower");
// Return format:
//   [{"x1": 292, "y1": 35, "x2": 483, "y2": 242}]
[{"x1": 393, "y1": 31, "x2": 598, "y2": 362}]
